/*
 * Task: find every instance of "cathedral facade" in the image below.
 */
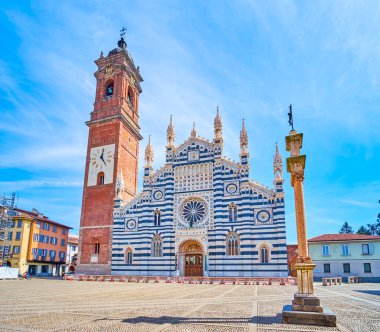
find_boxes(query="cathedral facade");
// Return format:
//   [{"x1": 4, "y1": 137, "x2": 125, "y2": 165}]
[
  {"x1": 112, "y1": 114, "x2": 287, "y2": 277},
  {"x1": 77, "y1": 35, "x2": 287, "y2": 277}
]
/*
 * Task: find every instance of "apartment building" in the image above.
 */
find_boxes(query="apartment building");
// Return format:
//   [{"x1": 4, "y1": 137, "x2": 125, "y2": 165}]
[
  {"x1": 1, "y1": 208, "x2": 71, "y2": 276},
  {"x1": 309, "y1": 234, "x2": 380, "y2": 282}
]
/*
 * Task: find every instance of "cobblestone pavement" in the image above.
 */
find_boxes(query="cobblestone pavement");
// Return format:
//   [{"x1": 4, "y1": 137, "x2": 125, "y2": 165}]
[{"x1": 0, "y1": 280, "x2": 379, "y2": 332}]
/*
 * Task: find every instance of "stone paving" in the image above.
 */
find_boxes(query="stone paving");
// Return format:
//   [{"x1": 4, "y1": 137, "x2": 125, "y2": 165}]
[{"x1": 0, "y1": 279, "x2": 379, "y2": 331}]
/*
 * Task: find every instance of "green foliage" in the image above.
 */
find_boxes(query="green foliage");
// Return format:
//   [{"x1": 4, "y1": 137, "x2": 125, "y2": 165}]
[
  {"x1": 357, "y1": 225, "x2": 371, "y2": 235},
  {"x1": 339, "y1": 221, "x2": 354, "y2": 234}
]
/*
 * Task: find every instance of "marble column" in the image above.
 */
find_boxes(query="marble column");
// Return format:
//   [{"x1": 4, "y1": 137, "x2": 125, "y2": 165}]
[{"x1": 282, "y1": 130, "x2": 336, "y2": 326}]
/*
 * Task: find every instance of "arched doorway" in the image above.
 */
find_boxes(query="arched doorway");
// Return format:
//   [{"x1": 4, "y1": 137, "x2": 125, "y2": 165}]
[{"x1": 179, "y1": 240, "x2": 204, "y2": 277}]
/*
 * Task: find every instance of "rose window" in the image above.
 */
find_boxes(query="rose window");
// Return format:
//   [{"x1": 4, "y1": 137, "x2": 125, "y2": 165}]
[{"x1": 180, "y1": 198, "x2": 207, "y2": 227}]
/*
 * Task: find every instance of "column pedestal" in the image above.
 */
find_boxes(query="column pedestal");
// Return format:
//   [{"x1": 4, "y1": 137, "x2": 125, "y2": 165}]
[{"x1": 282, "y1": 263, "x2": 336, "y2": 326}]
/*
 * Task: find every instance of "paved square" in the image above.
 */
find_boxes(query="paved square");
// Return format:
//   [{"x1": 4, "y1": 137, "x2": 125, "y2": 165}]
[{"x1": 0, "y1": 280, "x2": 379, "y2": 331}]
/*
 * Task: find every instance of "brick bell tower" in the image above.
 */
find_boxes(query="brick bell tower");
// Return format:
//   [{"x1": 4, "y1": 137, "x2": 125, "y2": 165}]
[{"x1": 77, "y1": 32, "x2": 143, "y2": 275}]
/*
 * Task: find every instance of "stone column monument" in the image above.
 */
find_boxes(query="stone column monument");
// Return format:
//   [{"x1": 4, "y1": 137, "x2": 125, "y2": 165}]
[{"x1": 282, "y1": 106, "x2": 336, "y2": 326}]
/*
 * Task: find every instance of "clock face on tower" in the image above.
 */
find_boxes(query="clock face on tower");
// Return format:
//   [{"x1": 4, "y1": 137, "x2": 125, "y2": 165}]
[{"x1": 87, "y1": 144, "x2": 115, "y2": 186}]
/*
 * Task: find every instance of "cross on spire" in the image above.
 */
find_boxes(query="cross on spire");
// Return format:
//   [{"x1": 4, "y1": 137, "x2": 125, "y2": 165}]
[{"x1": 120, "y1": 26, "x2": 127, "y2": 39}]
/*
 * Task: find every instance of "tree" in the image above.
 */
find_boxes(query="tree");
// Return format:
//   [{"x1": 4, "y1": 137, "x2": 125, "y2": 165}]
[
  {"x1": 367, "y1": 223, "x2": 377, "y2": 236},
  {"x1": 339, "y1": 222, "x2": 354, "y2": 234},
  {"x1": 376, "y1": 200, "x2": 380, "y2": 235},
  {"x1": 357, "y1": 226, "x2": 371, "y2": 235}
]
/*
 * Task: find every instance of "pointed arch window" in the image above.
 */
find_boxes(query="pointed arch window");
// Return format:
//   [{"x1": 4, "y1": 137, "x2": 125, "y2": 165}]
[
  {"x1": 228, "y1": 203, "x2": 238, "y2": 222},
  {"x1": 226, "y1": 232, "x2": 240, "y2": 256},
  {"x1": 97, "y1": 172, "x2": 105, "y2": 185},
  {"x1": 260, "y1": 246, "x2": 270, "y2": 264},
  {"x1": 125, "y1": 247, "x2": 133, "y2": 264},
  {"x1": 154, "y1": 209, "x2": 161, "y2": 226},
  {"x1": 151, "y1": 235, "x2": 163, "y2": 257}
]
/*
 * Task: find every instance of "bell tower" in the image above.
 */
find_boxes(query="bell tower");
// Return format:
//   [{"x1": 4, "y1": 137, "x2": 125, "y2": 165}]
[{"x1": 77, "y1": 32, "x2": 143, "y2": 275}]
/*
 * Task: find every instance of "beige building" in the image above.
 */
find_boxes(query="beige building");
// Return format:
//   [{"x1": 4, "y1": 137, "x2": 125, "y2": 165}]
[{"x1": 308, "y1": 234, "x2": 380, "y2": 282}]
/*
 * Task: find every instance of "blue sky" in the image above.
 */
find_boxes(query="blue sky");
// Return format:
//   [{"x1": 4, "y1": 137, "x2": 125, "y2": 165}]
[{"x1": 0, "y1": 1, "x2": 379, "y2": 243}]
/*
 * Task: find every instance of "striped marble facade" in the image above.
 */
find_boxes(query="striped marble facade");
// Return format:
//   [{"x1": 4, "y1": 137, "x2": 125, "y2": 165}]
[{"x1": 112, "y1": 116, "x2": 287, "y2": 277}]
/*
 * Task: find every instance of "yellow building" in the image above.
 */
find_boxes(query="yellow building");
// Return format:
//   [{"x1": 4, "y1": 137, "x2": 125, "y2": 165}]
[
  {"x1": 6, "y1": 215, "x2": 33, "y2": 274},
  {"x1": 1, "y1": 208, "x2": 72, "y2": 276}
]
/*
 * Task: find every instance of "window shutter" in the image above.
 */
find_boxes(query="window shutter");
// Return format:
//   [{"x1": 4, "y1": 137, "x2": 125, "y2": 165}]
[
  {"x1": 340, "y1": 244, "x2": 344, "y2": 255},
  {"x1": 369, "y1": 243, "x2": 374, "y2": 255}
]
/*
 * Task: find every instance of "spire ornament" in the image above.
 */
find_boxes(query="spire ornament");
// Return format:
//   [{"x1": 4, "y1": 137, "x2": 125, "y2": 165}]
[
  {"x1": 144, "y1": 135, "x2": 154, "y2": 167},
  {"x1": 214, "y1": 106, "x2": 222, "y2": 139},
  {"x1": 191, "y1": 122, "x2": 197, "y2": 139},
  {"x1": 167, "y1": 115, "x2": 175, "y2": 146},
  {"x1": 115, "y1": 170, "x2": 125, "y2": 199},
  {"x1": 273, "y1": 142, "x2": 283, "y2": 180},
  {"x1": 240, "y1": 119, "x2": 248, "y2": 154}
]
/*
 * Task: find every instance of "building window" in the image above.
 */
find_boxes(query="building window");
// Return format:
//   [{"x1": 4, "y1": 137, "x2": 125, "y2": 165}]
[
  {"x1": 341, "y1": 244, "x2": 350, "y2": 256},
  {"x1": 322, "y1": 245, "x2": 330, "y2": 256},
  {"x1": 343, "y1": 263, "x2": 351, "y2": 273},
  {"x1": 151, "y1": 235, "x2": 163, "y2": 257},
  {"x1": 324, "y1": 263, "x2": 331, "y2": 273},
  {"x1": 53, "y1": 225, "x2": 57, "y2": 233},
  {"x1": 260, "y1": 246, "x2": 270, "y2": 263},
  {"x1": 125, "y1": 248, "x2": 133, "y2": 264},
  {"x1": 62, "y1": 228, "x2": 66, "y2": 235},
  {"x1": 17, "y1": 220, "x2": 22, "y2": 228},
  {"x1": 362, "y1": 244, "x2": 370, "y2": 255},
  {"x1": 105, "y1": 82, "x2": 114, "y2": 98},
  {"x1": 97, "y1": 172, "x2": 105, "y2": 185},
  {"x1": 10, "y1": 220, "x2": 15, "y2": 228},
  {"x1": 94, "y1": 242, "x2": 100, "y2": 254},
  {"x1": 59, "y1": 252, "x2": 65, "y2": 261},
  {"x1": 41, "y1": 265, "x2": 49, "y2": 273},
  {"x1": 33, "y1": 233, "x2": 39, "y2": 242},
  {"x1": 154, "y1": 209, "x2": 161, "y2": 226},
  {"x1": 228, "y1": 203, "x2": 238, "y2": 222},
  {"x1": 8, "y1": 232, "x2": 13, "y2": 241},
  {"x1": 61, "y1": 239, "x2": 65, "y2": 246},
  {"x1": 226, "y1": 232, "x2": 240, "y2": 256},
  {"x1": 127, "y1": 88, "x2": 134, "y2": 108},
  {"x1": 364, "y1": 263, "x2": 371, "y2": 273},
  {"x1": 71, "y1": 245, "x2": 77, "y2": 251},
  {"x1": 15, "y1": 232, "x2": 21, "y2": 241},
  {"x1": 43, "y1": 223, "x2": 50, "y2": 231},
  {"x1": 12, "y1": 246, "x2": 20, "y2": 254}
]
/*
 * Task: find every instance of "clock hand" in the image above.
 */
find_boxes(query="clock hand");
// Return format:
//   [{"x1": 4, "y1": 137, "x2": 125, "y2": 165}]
[{"x1": 100, "y1": 149, "x2": 106, "y2": 165}]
